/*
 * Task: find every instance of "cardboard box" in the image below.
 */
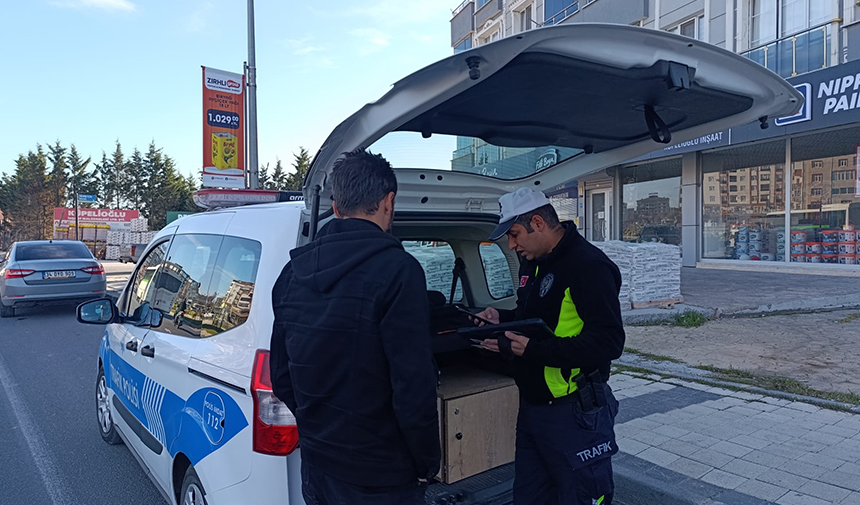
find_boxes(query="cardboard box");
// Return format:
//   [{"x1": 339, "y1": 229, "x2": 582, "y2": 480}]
[{"x1": 436, "y1": 367, "x2": 518, "y2": 484}]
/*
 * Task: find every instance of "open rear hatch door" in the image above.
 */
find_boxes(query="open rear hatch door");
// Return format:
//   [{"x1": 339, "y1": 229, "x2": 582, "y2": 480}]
[{"x1": 304, "y1": 23, "x2": 802, "y2": 215}]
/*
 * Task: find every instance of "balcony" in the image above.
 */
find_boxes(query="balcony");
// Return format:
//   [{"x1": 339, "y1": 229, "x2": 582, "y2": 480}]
[
  {"x1": 451, "y1": 0, "x2": 475, "y2": 46},
  {"x1": 475, "y1": 0, "x2": 502, "y2": 29},
  {"x1": 545, "y1": 1, "x2": 579, "y2": 26},
  {"x1": 741, "y1": 23, "x2": 832, "y2": 78}
]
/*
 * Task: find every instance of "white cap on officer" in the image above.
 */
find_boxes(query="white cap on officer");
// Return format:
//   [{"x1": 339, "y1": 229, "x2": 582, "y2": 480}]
[{"x1": 488, "y1": 188, "x2": 551, "y2": 241}]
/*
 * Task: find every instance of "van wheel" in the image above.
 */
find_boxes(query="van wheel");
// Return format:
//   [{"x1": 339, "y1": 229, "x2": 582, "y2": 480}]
[
  {"x1": 0, "y1": 301, "x2": 14, "y2": 318},
  {"x1": 96, "y1": 368, "x2": 122, "y2": 445},
  {"x1": 180, "y1": 466, "x2": 208, "y2": 505}
]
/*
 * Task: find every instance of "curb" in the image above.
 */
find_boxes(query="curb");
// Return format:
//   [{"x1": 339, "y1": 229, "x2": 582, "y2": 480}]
[{"x1": 616, "y1": 354, "x2": 860, "y2": 413}]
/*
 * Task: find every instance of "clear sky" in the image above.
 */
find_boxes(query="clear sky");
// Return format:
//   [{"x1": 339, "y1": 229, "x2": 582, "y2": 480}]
[{"x1": 1, "y1": 0, "x2": 456, "y2": 178}]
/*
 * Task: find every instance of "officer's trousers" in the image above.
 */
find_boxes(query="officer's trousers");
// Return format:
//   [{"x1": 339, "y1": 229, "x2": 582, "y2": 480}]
[{"x1": 513, "y1": 384, "x2": 619, "y2": 505}]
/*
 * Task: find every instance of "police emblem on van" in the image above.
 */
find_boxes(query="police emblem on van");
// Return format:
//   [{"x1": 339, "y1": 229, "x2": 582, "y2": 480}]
[{"x1": 539, "y1": 274, "x2": 554, "y2": 297}]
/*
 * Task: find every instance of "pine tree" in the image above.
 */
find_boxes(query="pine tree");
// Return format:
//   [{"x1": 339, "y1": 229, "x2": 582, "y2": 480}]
[
  {"x1": 270, "y1": 158, "x2": 287, "y2": 190},
  {"x1": 47, "y1": 140, "x2": 68, "y2": 209},
  {"x1": 67, "y1": 145, "x2": 95, "y2": 208},
  {"x1": 285, "y1": 147, "x2": 311, "y2": 191}
]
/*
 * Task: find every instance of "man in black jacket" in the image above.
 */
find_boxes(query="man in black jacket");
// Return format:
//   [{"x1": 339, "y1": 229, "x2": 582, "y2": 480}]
[
  {"x1": 475, "y1": 187, "x2": 625, "y2": 505},
  {"x1": 269, "y1": 149, "x2": 440, "y2": 504}
]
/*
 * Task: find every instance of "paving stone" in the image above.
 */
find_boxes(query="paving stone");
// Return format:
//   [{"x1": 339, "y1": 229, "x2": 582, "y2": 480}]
[
  {"x1": 814, "y1": 409, "x2": 852, "y2": 425},
  {"x1": 836, "y1": 418, "x2": 860, "y2": 431},
  {"x1": 762, "y1": 397, "x2": 793, "y2": 407},
  {"x1": 679, "y1": 432, "x2": 722, "y2": 449},
  {"x1": 658, "y1": 439, "x2": 702, "y2": 458},
  {"x1": 797, "y1": 480, "x2": 852, "y2": 503},
  {"x1": 618, "y1": 438, "x2": 650, "y2": 456},
  {"x1": 821, "y1": 424, "x2": 860, "y2": 439},
  {"x1": 701, "y1": 468, "x2": 748, "y2": 490},
  {"x1": 794, "y1": 419, "x2": 827, "y2": 432},
  {"x1": 711, "y1": 440, "x2": 755, "y2": 458},
  {"x1": 799, "y1": 452, "x2": 850, "y2": 470},
  {"x1": 746, "y1": 402, "x2": 782, "y2": 412},
  {"x1": 802, "y1": 430, "x2": 846, "y2": 446},
  {"x1": 818, "y1": 471, "x2": 860, "y2": 492},
  {"x1": 731, "y1": 434, "x2": 773, "y2": 450},
  {"x1": 776, "y1": 491, "x2": 835, "y2": 505},
  {"x1": 780, "y1": 459, "x2": 830, "y2": 479},
  {"x1": 783, "y1": 437, "x2": 828, "y2": 453},
  {"x1": 665, "y1": 457, "x2": 714, "y2": 479},
  {"x1": 839, "y1": 492, "x2": 860, "y2": 504},
  {"x1": 757, "y1": 468, "x2": 810, "y2": 491},
  {"x1": 629, "y1": 430, "x2": 673, "y2": 447},
  {"x1": 837, "y1": 462, "x2": 860, "y2": 476},
  {"x1": 743, "y1": 450, "x2": 792, "y2": 469},
  {"x1": 652, "y1": 424, "x2": 691, "y2": 439},
  {"x1": 784, "y1": 402, "x2": 822, "y2": 414},
  {"x1": 820, "y1": 444, "x2": 860, "y2": 463},
  {"x1": 770, "y1": 424, "x2": 813, "y2": 439},
  {"x1": 754, "y1": 412, "x2": 797, "y2": 424},
  {"x1": 637, "y1": 447, "x2": 680, "y2": 466},
  {"x1": 760, "y1": 443, "x2": 811, "y2": 461},
  {"x1": 731, "y1": 391, "x2": 765, "y2": 401},
  {"x1": 752, "y1": 429, "x2": 795, "y2": 444},
  {"x1": 614, "y1": 423, "x2": 643, "y2": 439},
  {"x1": 736, "y1": 479, "x2": 791, "y2": 502},
  {"x1": 706, "y1": 387, "x2": 736, "y2": 397},
  {"x1": 688, "y1": 448, "x2": 737, "y2": 468},
  {"x1": 701, "y1": 425, "x2": 750, "y2": 441},
  {"x1": 621, "y1": 418, "x2": 662, "y2": 432},
  {"x1": 727, "y1": 406, "x2": 766, "y2": 417},
  {"x1": 722, "y1": 459, "x2": 771, "y2": 479}
]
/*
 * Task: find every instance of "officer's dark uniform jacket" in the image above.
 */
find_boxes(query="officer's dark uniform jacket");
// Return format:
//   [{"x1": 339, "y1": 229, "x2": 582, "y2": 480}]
[{"x1": 498, "y1": 222, "x2": 626, "y2": 405}]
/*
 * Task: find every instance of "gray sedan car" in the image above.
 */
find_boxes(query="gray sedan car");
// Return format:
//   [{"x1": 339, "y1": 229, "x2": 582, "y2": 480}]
[{"x1": 0, "y1": 240, "x2": 107, "y2": 317}]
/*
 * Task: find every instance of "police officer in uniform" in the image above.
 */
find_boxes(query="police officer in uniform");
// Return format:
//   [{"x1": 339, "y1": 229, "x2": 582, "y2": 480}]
[{"x1": 475, "y1": 187, "x2": 625, "y2": 505}]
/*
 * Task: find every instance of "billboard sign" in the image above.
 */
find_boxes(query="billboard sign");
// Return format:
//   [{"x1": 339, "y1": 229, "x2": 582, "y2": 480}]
[
  {"x1": 54, "y1": 208, "x2": 140, "y2": 232},
  {"x1": 202, "y1": 66, "x2": 245, "y2": 189}
]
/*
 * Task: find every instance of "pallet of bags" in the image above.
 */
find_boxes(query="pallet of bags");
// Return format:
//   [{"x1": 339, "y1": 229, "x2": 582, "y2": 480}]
[
  {"x1": 629, "y1": 243, "x2": 682, "y2": 309},
  {"x1": 105, "y1": 245, "x2": 120, "y2": 261},
  {"x1": 592, "y1": 241, "x2": 634, "y2": 310}
]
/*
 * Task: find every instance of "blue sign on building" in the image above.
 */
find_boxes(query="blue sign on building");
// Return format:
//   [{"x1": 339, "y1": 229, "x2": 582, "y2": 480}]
[{"x1": 78, "y1": 194, "x2": 97, "y2": 203}]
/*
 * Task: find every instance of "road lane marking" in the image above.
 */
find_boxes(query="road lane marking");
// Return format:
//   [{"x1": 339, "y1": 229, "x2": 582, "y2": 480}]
[{"x1": 0, "y1": 352, "x2": 72, "y2": 505}]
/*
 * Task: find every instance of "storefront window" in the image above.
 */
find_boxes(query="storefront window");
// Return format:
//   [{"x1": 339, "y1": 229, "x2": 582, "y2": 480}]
[
  {"x1": 789, "y1": 126, "x2": 860, "y2": 265},
  {"x1": 701, "y1": 140, "x2": 786, "y2": 261},
  {"x1": 620, "y1": 159, "x2": 682, "y2": 246}
]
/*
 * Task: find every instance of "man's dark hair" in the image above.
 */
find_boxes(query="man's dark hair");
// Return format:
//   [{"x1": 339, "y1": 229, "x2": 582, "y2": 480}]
[
  {"x1": 515, "y1": 204, "x2": 561, "y2": 233},
  {"x1": 330, "y1": 148, "x2": 397, "y2": 216}
]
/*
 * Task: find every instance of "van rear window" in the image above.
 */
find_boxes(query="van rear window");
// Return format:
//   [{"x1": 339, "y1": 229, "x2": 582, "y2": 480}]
[{"x1": 16, "y1": 242, "x2": 92, "y2": 261}]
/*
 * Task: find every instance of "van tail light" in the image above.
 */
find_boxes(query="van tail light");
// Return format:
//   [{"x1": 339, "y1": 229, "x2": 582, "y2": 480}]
[
  {"x1": 82, "y1": 265, "x2": 105, "y2": 275},
  {"x1": 5, "y1": 269, "x2": 35, "y2": 279},
  {"x1": 251, "y1": 350, "x2": 299, "y2": 455}
]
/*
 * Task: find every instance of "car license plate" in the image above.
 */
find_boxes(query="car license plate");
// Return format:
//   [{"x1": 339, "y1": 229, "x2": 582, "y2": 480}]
[{"x1": 43, "y1": 270, "x2": 76, "y2": 280}]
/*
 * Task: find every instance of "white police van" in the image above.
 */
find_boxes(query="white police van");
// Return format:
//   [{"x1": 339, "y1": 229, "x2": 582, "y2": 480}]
[{"x1": 76, "y1": 24, "x2": 800, "y2": 505}]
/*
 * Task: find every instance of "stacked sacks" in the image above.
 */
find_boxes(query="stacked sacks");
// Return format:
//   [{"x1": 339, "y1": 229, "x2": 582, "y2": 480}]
[
  {"x1": 592, "y1": 241, "x2": 633, "y2": 310},
  {"x1": 629, "y1": 243, "x2": 683, "y2": 307}
]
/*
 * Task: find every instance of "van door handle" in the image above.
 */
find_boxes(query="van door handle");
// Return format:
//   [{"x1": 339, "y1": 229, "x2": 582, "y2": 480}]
[
  {"x1": 126, "y1": 340, "x2": 138, "y2": 352},
  {"x1": 141, "y1": 345, "x2": 155, "y2": 358}
]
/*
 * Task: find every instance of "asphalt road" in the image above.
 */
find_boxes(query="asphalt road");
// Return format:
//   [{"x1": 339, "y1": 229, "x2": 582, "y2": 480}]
[{"x1": 0, "y1": 263, "x2": 164, "y2": 505}]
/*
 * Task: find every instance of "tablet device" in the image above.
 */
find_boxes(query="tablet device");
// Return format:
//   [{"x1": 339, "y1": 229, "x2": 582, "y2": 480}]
[
  {"x1": 454, "y1": 306, "x2": 496, "y2": 327},
  {"x1": 457, "y1": 318, "x2": 556, "y2": 341}
]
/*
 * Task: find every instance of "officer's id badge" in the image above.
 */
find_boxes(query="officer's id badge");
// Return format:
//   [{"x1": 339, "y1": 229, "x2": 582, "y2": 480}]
[
  {"x1": 539, "y1": 273, "x2": 554, "y2": 297},
  {"x1": 519, "y1": 276, "x2": 529, "y2": 288}
]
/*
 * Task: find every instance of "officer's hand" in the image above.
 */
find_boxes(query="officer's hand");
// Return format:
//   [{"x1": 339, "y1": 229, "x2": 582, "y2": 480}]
[
  {"x1": 472, "y1": 307, "x2": 500, "y2": 326},
  {"x1": 481, "y1": 331, "x2": 529, "y2": 357}
]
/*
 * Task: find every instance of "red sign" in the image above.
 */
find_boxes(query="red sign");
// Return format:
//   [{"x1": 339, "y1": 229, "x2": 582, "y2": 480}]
[{"x1": 54, "y1": 208, "x2": 139, "y2": 223}]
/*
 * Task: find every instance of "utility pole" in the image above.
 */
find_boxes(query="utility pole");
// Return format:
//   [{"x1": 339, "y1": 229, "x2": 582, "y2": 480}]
[{"x1": 247, "y1": 0, "x2": 259, "y2": 189}]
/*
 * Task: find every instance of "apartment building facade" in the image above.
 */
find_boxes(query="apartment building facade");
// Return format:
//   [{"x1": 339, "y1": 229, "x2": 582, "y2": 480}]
[{"x1": 451, "y1": 0, "x2": 860, "y2": 271}]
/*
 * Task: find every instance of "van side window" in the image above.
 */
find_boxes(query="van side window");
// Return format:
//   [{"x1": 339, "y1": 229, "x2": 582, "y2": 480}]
[
  {"x1": 402, "y1": 241, "x2": 463, "y2": 302},
  {"x1": 480, "y1": 243, "x2": 515, "y2": 299},
  {"x1": 205, "y1": 236, "x2": 262, "y2": 334},
  {"x1": 125, "y1": 240, "x2": 170, "y2": 325},
  {"x1": 153, "y1": 234, "x2": 261, "y2": 338},
  {"x1": 153, "y1": 234, "x2": 221, "y2": 338}
]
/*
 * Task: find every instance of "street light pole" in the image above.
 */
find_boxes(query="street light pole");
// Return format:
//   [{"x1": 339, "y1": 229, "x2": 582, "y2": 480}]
[{"x1": 247, "y1": 0, "x2": 259, "y2": 189}]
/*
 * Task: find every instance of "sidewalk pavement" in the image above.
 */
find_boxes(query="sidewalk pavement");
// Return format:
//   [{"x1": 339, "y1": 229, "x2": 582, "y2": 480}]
[
  {"x1": 623, "y1": 268, "x2": 860, "y2": 324},
  {"x1": 610, "y1": 371, "x2": 860, "y2": 505}
]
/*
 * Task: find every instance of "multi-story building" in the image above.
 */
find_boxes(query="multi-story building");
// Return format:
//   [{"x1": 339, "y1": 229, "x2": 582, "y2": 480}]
[{"x1": 450, "y1": 0, "x2": 860, "y2": 271}]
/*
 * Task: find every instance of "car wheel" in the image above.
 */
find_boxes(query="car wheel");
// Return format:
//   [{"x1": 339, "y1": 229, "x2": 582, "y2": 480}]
[
  {"x1": 180, "y1": 466, "x2": 208, "y2": 505},
  {"x1": 0, "y1": 301, "x2": 14, "y2": 318},
  {"x1": 96, "y1": 368, "x2": 123, "y2": 445}
]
